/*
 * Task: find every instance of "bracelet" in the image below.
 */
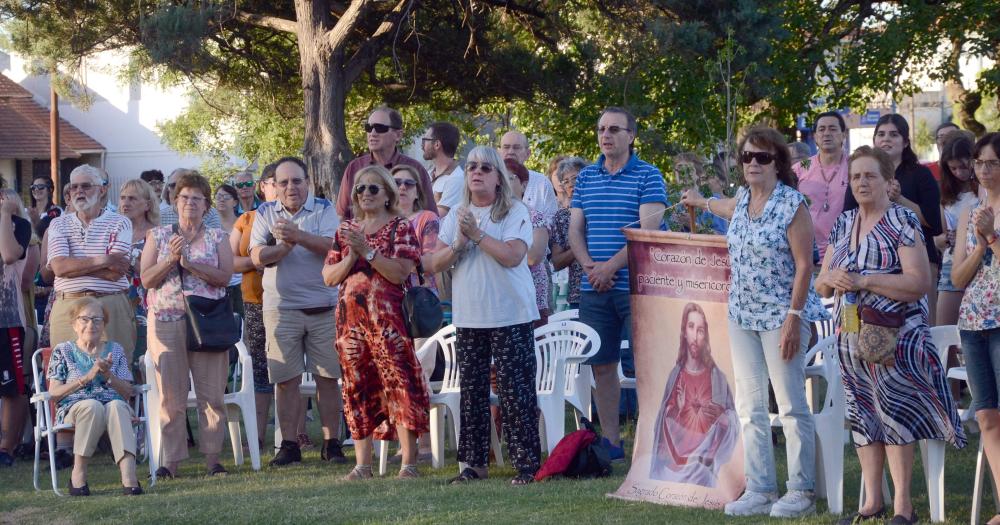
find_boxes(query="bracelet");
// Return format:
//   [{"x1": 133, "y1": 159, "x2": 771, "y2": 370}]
[
  {"x1": 787, "y1": 309, "x2": 803, "y2": 318},
  {"x1": 706, "y1": 197, "x2": 718, "y2": 216},
  {"x1": 472, "y1": 231, "x2": 487, "y2": 246}
]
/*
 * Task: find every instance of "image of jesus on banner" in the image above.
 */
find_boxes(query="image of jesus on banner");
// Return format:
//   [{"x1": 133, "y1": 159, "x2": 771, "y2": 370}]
[{"x1": 649, "y1": 302, "x2": 739, "y2": 487}]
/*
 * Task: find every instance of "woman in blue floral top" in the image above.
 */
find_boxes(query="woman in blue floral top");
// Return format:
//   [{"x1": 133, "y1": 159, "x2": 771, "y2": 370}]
[
  {"x1": 46, "y1": 297, "x2": 142, "y2": 496},
  {"x1": 684, "y1": 127, "x2": 829, "y2": 519}
]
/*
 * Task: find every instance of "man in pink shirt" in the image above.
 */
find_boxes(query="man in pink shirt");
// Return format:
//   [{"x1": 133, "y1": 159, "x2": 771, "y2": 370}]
[
  {"x1": 792, "y1": 111, "x2": 849, "y2": 260},
  {"x1": 335, "y1": 106, "x2": 436, "y2": 220}
]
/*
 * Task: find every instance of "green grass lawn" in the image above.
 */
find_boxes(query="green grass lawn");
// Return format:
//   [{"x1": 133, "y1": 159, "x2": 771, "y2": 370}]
[{"x1": 0, "y1": 414, "x2": 991, "y2": 525}]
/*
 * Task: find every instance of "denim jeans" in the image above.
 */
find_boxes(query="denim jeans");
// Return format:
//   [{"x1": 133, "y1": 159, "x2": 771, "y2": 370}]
[
  {"x1": 579, "y1": 290, "x2": 631, "y2": 366},
  {"x1": 728, "y1": 319, "x2": 816, "y2": 493},
  {"x1": 961, "y1": 328, "x2": 1000, "y2": 412}
]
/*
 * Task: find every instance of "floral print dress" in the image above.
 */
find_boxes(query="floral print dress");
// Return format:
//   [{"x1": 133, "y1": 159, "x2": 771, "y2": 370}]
[{"x1": 957, "y1": 205, "x2": 1000, "y2": 331}]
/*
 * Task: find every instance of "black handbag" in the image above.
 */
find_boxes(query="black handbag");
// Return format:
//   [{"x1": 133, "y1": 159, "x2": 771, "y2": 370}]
[
  {"x1": 172, "y1": 225, "x2": 240, "y2": 353},
  {"x1": 388, "y1": 218, "x2": 443, "y2": 338}
]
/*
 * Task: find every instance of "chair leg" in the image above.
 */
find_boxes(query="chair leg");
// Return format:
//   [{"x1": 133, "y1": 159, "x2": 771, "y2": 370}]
[
  {"x1": 920, "y1": 440, "x2": 946, "y2": 522},
  {"x1": 47, "y1": 430, "x2": 61, "y2": 496},
  {"x1": 377, "y1": 440, "x2": 389, "y2": 476},
  {"x1": 241, "y1": 399, "x2": 260, "y2": 471},
  {"x1": 489, "y1": 419, "x2": 504, "y2": 468},
  {"x1": 973, "y1": 439, "x2": 987, "y2": 525},
  {"x1": 429, "y1": 406, "x2": 445, "y2": 469},
  {"x1": 227, "y1": 405, "x2": 244, "y2": 466}
]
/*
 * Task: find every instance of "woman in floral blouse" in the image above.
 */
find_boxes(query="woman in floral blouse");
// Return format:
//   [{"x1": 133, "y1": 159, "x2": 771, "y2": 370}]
[
  {"x1": 46, "y1": 297, "x2": 142, "y2": 495},
  {"x1": 683, "y1": 127, "x2": 829, "y2": 519},
  {"x1": 952, "y1": 132, "x2": 1000, "y2": 525}
]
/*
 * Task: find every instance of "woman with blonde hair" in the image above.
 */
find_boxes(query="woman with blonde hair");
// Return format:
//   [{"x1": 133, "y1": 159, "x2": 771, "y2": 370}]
[
  {"x1": 323, "y1": 165, "x2": 429, "y2": 480},
  {"x1": 428, "y1": 145, "x2": 541, "y2": 485},
  {"x1": 119, "y1": 179, "x2": 159, "y2": 370}
]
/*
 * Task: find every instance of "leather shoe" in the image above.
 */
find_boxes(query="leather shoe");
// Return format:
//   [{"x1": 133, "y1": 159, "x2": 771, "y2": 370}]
[
  {"x1": 122, "y1": 482, "x2": 143, "y2": 496},
  {"x1": 68, "y1": 479, "x2": 90, "y2": 497}
]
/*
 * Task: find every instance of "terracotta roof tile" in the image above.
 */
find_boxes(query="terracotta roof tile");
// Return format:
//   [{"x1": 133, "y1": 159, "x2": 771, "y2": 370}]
[{"x1": 0, "y1": 74, "x2": 105, "y2": 158}]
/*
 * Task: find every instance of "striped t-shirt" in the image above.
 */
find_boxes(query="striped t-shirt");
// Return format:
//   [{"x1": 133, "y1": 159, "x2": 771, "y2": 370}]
[
  {"x1": 48, "y1": 211, "x2": 132, "y2": 293},
  {"x1": 570, "y1": 153, "x2": 668, "y2": 292}
]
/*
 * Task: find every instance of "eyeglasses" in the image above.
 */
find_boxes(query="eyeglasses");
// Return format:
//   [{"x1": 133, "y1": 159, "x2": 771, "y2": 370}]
[
  {"x1": 30, "y1": 184, "x2": 50, "y2": 191},
  {"x1": 354, "y1": 184, "x2": 383, "y2": 196},
  {"x1": 596, "y1": 125, "x2": 630, "y2": 135},
  {"x1": 233, "y1": 181, "x2": 255, "y2": 189},
  {"x1": 177, "y1": 194, "x2": 206, "y2": 204},
  {"x1": 68, "y1": 182, "x2": 104, "y2": 193},
  {"x1": 393, "y1": 178, "x2": 417, "y2": 188},
  {"x1": 740, "y1": 151, "x2": 776, "y2": 165},
  {"x1": 76, "y1": 315, "x2": 104, "y2": 325},
  {"x1": 974, "y1": 159, "x2": 1000, "y2": 171},
  {"x1": 364, "y1": 122, "x2": 399, "y2": 134},
  {"x1": 465, "y1": 162, "x2": 495, "y2": 173},
  {"x1": 276, "y1": 178, "x2": 306, "y2": 188}
]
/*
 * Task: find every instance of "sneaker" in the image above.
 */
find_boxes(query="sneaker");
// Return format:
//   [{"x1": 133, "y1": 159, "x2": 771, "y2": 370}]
[
  {"x1": 724, "y1": 490, "x2": 778, "y2": 517},
  {"x1": 769, "y1": 490, "x2": 816, "y2": 518},
  {"x1": 269, "y1": 440, "x2": 302, "y2": 466},
  {"x1": 321, "y1": 438, "x2": 347, "y2": 464},
  {"x1": 600, "y1": 437, "x2": 626, "y2": 462},
  {"x1": 0, "y1": 450, "x2": 13, "y2": 468}
]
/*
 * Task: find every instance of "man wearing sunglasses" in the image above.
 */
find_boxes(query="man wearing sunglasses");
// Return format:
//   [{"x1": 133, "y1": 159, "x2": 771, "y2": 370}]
[
  {"x1": 569, "y1": 107, "x2": 668, "y2": 462},
  {"x1": 160, "y1": 168, "x2": 223, "y2": 229},
  {"x1": 335, "y1": 106, "x2": 435, "y2": 220},
  {"x1": 232, "y1": 170, "x2": 260, "y2": 214},
  {"x1": 500, "y1": 131, "x2": 559, "y2": 223}
]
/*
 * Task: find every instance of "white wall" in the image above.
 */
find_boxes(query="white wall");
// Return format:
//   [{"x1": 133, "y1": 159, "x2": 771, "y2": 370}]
[
  {"x1": 1, "y1": 49, "x2": 213, "y2": 199},
  {"x1": 0, "y1": 159, "x2": 14, "y2": 188}
]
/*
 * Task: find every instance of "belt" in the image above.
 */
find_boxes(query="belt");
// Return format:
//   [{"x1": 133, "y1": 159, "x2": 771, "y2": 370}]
[{"x1": 57, "y1": 290, "x2": 126, "y2": 300}]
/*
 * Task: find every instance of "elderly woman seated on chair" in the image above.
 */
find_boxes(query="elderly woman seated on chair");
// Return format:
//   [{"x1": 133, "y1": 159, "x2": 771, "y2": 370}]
[{"x1": 45, "y1": 297, "x2": 142, "y2": 496}]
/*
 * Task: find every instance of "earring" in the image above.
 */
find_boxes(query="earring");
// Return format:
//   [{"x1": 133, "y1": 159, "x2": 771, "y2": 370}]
[{"x1": 385, "y1": 200, "x2": 390, "y2": 208}]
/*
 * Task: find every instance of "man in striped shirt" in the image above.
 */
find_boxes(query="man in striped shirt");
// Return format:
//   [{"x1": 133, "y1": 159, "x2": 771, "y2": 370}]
[
  {"x1": 47, "y1": 165, "x2": 136, "y2": 361},
  {"x1": 569, "y1": 107, "x2": 667, "y2": 460}
]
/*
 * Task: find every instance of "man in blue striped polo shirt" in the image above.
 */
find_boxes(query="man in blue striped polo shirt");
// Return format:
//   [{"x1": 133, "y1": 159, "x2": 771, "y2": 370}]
[{"x1": 569, "y1": 107, "x2": 667, "y2": 459}]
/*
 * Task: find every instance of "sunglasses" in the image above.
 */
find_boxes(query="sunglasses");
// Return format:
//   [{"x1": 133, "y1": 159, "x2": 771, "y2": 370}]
[
  {"x1": 740, "y1": 151, "x2": 776, "y2": 165},
  {"x1": 364, "y1": 122, "x2": 399, "y2": 134},
  {"x1": 465, "y1": 162, "x2": 495, "y2": 173},
  {"x1": 354, "y1": 184, "x2": 383, "y2": 196},
  {"x1": 233, "y1": 181, "x2": 255, "y2": 189},
  {"x1": 595, "y1": 125, "x2": 630, "y2": 135},
  {"x1": 393, "y1": 178, "x2": 417, "y2": 188},
  {"x1": 30, "y1": 184, "x2": 51, "y2": 191}
]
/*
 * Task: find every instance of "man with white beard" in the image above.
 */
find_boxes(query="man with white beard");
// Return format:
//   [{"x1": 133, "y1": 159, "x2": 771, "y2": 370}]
[{"x1": 47, "y1": 165, "x2": 136, "y2": 361}]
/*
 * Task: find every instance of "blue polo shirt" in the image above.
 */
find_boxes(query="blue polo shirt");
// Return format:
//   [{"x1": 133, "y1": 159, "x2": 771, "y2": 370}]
[{"x1": 571, "y1": 153, "x2": 668, "y2": 292}]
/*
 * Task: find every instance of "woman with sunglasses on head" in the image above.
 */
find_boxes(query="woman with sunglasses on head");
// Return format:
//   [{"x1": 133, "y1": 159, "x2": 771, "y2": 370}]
[
  {"x1": 391, "y1": 165, "x2": 439, "y2": 296},
  {"x1": 843, "y1": 114, "x2": 944, "y2": 324},
  {"x1": 428, "y1": 146, "x2": 541, "y2": 486},
  {"x1": 952, "y1": 132, "x2": 1000, "y2": 525},
  {"x1": 682, "y1": 127, "x2": 829, "y2": 518},
  {"x1": 818, "y1": 146, "x2": 964, "y2": 525},
  {"x1": 323, "y1": 165, "x2": 430, "y2": 481}
]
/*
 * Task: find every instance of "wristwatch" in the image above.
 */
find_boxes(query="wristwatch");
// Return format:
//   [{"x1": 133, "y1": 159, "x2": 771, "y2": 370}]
[
  {"x1": 365, "y1": 250, "x2": 376, "y2": 262},
  {"x1": 472, "y1": 231, "x2": 487, "y2": 246}
]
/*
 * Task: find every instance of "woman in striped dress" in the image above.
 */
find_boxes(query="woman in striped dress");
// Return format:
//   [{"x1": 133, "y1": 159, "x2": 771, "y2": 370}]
[{"x1": 817, "y1": 146, "x2": 965, "y2": 525}]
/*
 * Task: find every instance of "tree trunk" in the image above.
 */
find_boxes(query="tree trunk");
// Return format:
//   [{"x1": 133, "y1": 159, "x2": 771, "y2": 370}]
[
  {"x1": 296, "y1": 0, "x2": 353, "y2": 201},
  {"x1": 943, "y1": 38, "x2": 986, "y2": 137}
]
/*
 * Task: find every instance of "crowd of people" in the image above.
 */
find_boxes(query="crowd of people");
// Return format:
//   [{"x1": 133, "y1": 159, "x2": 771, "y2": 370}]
[{"x1": 0, "y1": 103, "x2": 997, "y2": 524}]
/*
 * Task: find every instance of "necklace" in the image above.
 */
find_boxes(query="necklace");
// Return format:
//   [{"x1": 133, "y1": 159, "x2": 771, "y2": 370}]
[{"x1": 817, "y1": 154, "x2": 841, "y2": 212}]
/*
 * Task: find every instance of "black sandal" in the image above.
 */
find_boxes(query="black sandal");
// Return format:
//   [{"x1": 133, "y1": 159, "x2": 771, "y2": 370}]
[
  {"x1": 448, "y1": 467, "x2": 482, "y2": 485},
  {"x1": 68, "y1": 479, "x2": 90, "y2": 497},
  {"x1": 836, "y1": 506, "x2": 886, "y2": 525},
  {"x1": 511, "y1": 472, "x2": 535, "y2": 486},
  {"x1": 207, "y1": 463, "x2": 228, "y2": 476},
  {"x1": 153, "y1": 466, "x2": 176, "y2": 480},
  {"x1": 122, "y1": 482, "x2": 144, "y2": 496}
]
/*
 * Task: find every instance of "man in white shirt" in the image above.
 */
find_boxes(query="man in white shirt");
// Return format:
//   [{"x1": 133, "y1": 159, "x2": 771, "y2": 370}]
[
  {"x1": 500, "y1": 131, "x2": 559, "y2": 222},
  {"x1": 422, "y1": 122, "x2": 464, "y2": 217}
]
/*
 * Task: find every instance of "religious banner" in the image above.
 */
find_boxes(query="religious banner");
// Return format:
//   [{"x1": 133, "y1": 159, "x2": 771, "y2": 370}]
[{"x1": 612, "y1": 229, "x2": 744, "y2": 509}]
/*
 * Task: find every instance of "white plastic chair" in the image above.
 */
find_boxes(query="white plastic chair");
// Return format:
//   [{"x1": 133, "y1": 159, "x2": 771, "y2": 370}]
[
  {"x1": 416, "y1": 325, "x2": 503, "y2": 469},
  {"x1": 548, "y1": 309, "x2": 579, "y2": 323},
  {"x1": 857, "y1": 325, "x2": 957, "y2": 522},
  {"x1": 806, "y1": 335, "x2": 845, "y2": 515},
  {"x1": 535, "y1": 321, "x2": 601, "y2": 453},
  {"x1": 145, "y1": 341, "x2": 261, "y2": 471},
  {"x1": 32, "y1": 347, "x2": 157, "y2": 495},
  {"x1": 948, "y1": 365, "x2": 998, "y2": 525},
  {"x1": 618, "y1": 341, "x2": 635, "y2": 391}
]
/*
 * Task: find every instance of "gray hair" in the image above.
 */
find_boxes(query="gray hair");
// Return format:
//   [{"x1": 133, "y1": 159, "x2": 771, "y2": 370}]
[
  {"x1": 68, "y1": 164, "x2": 106, "y2": 185},
  {"x1": 232, "y1": 170, "x2": 255, "y2": 183},
  {"x1": 556, "y1": 157, "x2": 588, "y2": 183},
  {"x1": 788, "y1": 141, "x2": 811, "y2": 160}
]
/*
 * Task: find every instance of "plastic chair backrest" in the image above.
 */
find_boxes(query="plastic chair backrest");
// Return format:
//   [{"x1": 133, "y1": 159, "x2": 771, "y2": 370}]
[
  {"x1": 548, "y1": 309, "x2": 579, "y2": 323},
  {"x1": 929, "y1": 325, "x2": 960, "y2": 364},
  {"x1": 803, "y1": 335, "x2": 840, "y2": 413},
  {"x1": 534, "y1": 321, "x2": 599, "y2": 394},
  {"x1": 420, "y1": 325, "x2": 459, "y2": 394}
]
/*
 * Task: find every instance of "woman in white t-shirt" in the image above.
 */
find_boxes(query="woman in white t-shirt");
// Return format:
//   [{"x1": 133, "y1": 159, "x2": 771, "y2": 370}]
[{"x1": 430, "y1": 145, "x2": 541, "y2": 486}]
